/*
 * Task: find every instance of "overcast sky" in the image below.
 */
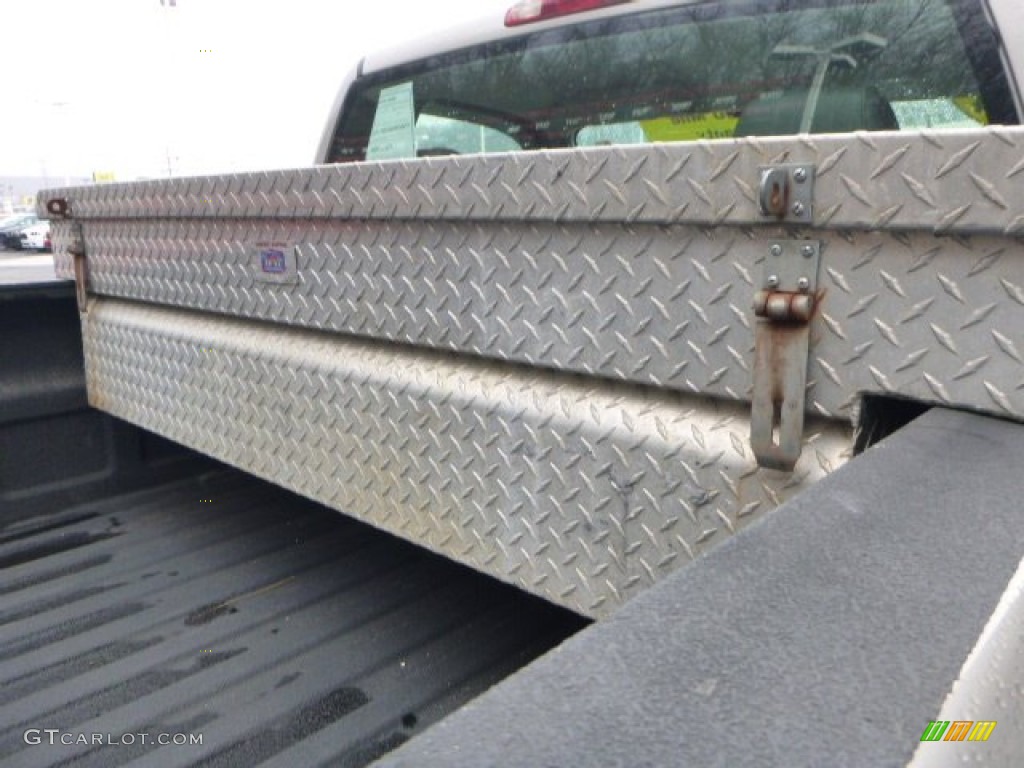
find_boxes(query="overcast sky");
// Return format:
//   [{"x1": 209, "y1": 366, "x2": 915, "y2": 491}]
[{"x1": 4, "y1": 0, "x2": 509, "y2": 181}]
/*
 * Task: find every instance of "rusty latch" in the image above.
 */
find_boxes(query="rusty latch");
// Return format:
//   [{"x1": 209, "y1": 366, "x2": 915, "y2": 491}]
[
  {"x1": 757, "y1": 164, "x2": 814, "y2": 224},
  {"x1": 751, "y1": 240, "x2": 821, "y2": 471},
  {"x1": 70, "y1": 224, "x2": 88, "y2": 314},
  {"x1": 46, "y1": 197, "x2": 88, "y2": 314}
]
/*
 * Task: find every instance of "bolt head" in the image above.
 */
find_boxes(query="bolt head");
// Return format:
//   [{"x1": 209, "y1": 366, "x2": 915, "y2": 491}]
[
  {"x1": 766, "y1": 274, "x2": 780, "y2": 288},
  {"x1": 793, "y1": 168, "x2": 807, "y2": 183},
  {"x1": 801, "y1": 245, "x2": 815, "y2": 258},
  {"x1": 770, "y1": 244, "x2": 783, "y2": 257},
  {"x1": 791, "y1": 202, "x2": 806, "y2": 216},
  {"x1": 797, "y1": 277, "x2": 810, "y2": 292}
]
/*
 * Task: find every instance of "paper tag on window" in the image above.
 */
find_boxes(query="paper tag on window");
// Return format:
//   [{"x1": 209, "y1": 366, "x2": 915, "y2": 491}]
[{"x1": 366, "y1": 82, "x2": 416, "y2": 161}]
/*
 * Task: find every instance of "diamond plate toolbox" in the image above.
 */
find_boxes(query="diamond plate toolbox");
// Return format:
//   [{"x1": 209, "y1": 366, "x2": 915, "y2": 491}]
[{"x1": 40, "y1": 128, "x2": 1024, "y2": 616}]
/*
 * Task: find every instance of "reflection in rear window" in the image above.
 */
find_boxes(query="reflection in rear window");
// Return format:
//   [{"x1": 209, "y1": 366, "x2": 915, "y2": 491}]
[{"x1": 329, "y1": 0, "x2": 1016, "y2": 163}]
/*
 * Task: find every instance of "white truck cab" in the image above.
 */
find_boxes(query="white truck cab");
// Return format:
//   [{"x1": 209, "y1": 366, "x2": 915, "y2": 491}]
[{"x1": 316, "y1": 0, "x2": 1023, "y2": 164}]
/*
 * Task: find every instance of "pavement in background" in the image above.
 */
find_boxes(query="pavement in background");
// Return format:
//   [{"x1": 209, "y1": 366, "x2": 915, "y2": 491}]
[{"x1": 0, "y1": 250, "x2": 58, "y2": 284}]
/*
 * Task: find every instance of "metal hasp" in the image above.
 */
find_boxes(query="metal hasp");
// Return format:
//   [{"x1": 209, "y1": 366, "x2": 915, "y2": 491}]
[
  {"x1": 47, "y1": 197, "x2": 88, "y2": 313},
  {"x1": 751, "y1": 240, "x2": 821, "y2": 471},
  {"x1": 758, "y1": 164, "x2": 814, "y2": 223},
  {"x1": 69, "y1": 224, "x2": 87, "y2": 314}
]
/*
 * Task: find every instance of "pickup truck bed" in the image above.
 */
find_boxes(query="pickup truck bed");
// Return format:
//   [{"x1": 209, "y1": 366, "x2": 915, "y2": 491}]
[
  {"x1": 0, "y1": 282, "x2": 583, "y2": 768},
  {"x1": 3, "y1": 262, "x2": 1023, "y2": 766},
  {"x1": 0, "y1": 468, "x2": 582, "y2": 768},
  {"x1": 378, "y1": 407, "x2": 1024, "y2": 768}
]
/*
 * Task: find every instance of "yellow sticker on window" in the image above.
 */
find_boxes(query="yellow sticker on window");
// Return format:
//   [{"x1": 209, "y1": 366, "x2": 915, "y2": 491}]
[
  {"x1": 952, "y1": 95, "x2": 988, "y2": 125},
  {"x1": 641, "y1": 112, "x2": 740, "y2": 142}
]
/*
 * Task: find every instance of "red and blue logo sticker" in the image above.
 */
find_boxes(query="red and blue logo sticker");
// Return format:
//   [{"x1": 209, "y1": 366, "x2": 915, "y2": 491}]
[
  {"x1": 253, "y1": 242, "x2": 299, "y2": 284},
  {"x1": 260, "y1": 248, "x2": 288, "y2": 274}
]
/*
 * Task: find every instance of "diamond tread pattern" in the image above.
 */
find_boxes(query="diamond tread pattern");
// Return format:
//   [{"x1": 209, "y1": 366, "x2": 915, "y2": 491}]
[
  {"x1": 82, "y1": 299, "x2": 849, "y2": 617},
  {"x1": 39, "y1": 131, "x2": 1024, "y2": 612}
]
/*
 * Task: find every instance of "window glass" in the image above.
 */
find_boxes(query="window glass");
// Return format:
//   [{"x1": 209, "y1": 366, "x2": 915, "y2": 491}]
[
  {"x1": 329, "y1": 0, "x2": 1016, "y2": 163},
  {"x1": 416, "y1": 113, "x2": 522, "y2": 156}
]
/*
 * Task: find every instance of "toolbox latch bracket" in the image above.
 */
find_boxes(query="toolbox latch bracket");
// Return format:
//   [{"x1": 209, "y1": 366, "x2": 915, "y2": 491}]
[
  {"x1": 47, "y1": 197, "x2": 88, "y2": 314},
  {"x1": 68, "y1": 222, "x2": 87, "y2": 314},
  {"x1": 757, "y1": 163, "x2": 814, "y2": 223},
  {"x1": 751, "y1": 240, "x2": 821, "y2": 471}
]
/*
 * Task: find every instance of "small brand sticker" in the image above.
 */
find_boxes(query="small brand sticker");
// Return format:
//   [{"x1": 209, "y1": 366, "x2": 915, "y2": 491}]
[
  {"x1": 260, "y1": 248, "x2": 287, "y2": 274},
  {"x1": 252, "y1": 242, "x2": 299, "y2": 284}
]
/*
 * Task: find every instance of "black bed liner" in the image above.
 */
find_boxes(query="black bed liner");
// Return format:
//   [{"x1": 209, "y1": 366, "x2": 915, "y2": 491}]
[
  {"x1": 8, "y1": 273, "x2": 1023, "y2": 768},
  {"x1": 0, "y1": 282, "x2": 584, "y2": 767},
  {"x1": 0, "y1": 468, "x2": 584, "y2": 768}
]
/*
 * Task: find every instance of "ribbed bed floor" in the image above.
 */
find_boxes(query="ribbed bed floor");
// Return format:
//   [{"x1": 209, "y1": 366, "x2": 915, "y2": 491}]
[{"x1": 0, "y1": 469, "x2": 585, "y2": 768}]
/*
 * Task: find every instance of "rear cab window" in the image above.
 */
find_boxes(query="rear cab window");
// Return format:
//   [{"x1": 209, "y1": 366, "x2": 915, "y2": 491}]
[{"x1": 327, "y1": 0, "x2": 1018, "y2": 163}]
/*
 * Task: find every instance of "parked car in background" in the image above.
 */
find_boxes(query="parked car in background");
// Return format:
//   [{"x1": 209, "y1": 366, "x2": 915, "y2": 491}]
[
  {"x1": 2, "y1": 221, "x2": 38, "y2": 250},
  {"x1": 0, "y1": 213, "x2": 38, "y2": 248},
  {"x1": 18, "y1": 220, "x2": 51, "y2": 251}
]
